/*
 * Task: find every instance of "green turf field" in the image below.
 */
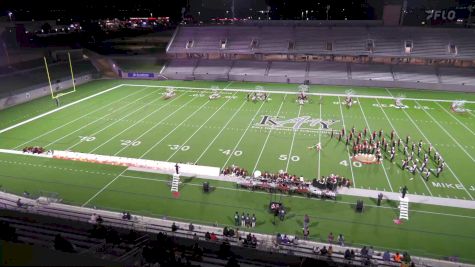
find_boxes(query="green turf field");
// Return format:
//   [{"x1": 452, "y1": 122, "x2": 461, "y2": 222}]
[{"x1": 0, "y1": 79, "x2": 474, "y2": 262}]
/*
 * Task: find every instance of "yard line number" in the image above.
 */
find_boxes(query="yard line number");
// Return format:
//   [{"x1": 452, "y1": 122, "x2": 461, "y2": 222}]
[
  {"x1": 279, "y1": 154, "x2": 300, "y2": 162},
  {"x1": 79, "y1": 136, "x2": 96, "y2": 142},
  {"x1": 340, "y1": 160, "x2": 362, "y2": 168},
  {"x1": 121, "y1": 140, "x2": 141, "y2": 146},
  {"x1": 220, "y1": 149, "x2": 243, "y2": 156},
  {"x1": 169, "y1": 144, "x2": 190, "y2": 151}
]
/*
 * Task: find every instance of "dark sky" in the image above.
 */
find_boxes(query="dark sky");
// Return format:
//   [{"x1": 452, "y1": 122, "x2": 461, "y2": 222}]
[{"x1": 1, "y1": 0, "x2": 472, "y2": 21}]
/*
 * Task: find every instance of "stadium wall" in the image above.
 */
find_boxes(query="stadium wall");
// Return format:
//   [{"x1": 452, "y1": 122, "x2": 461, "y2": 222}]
[
  {"x1": 164, "y1": 73, "x2": 475, "y2": 92},
  {"x1": 0, "y1": 74, "x2": 93, "y2": 110}
]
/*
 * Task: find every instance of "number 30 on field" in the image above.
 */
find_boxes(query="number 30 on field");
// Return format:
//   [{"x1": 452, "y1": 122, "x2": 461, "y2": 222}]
[{"x1": 340, "y1": 160, "x2": 362, "y2": 168}]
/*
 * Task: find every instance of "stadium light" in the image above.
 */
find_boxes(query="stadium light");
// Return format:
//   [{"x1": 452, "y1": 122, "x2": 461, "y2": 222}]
[{"x1": 8, "y1": 11, "x2": 13, "y2": 22}]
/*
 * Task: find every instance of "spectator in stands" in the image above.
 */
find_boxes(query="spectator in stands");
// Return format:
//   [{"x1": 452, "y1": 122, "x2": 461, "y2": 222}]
[
  {"x1": 188, "y1": 222, "x2": 194, "y2": 232},
  {"x1": 16, "y1": 198, "x2": 23, "y2": 208},
  {"x1": 210, "y1": 232, "x2": 218, "y2": 241},
  {"x1": 382, "y1": 251, "x2": 391, "y2": 262},
  {"x1": 350, "y1": 249, "x2": 356, "y2": 259},
  {"x1": 403, "y1": 251, "x2": 412, "y2": 264},
  {"x1": 328, "y1": 246, "x2": 333, "y2": 257},
  {"x1": 205, "y1": 231, "x2": 211, "y2": 240},
  {"x1": 96, "y1": 215, "x2": 103, "y2": 224},
  {"x1": 344, "y1": 249, "x2": 352, "y2": 260},
  {"x1": 122, "y1": 211, "x2": 131, "y2": 220},
  {"x1": 338, "y1": 234, "x2": 345, "y2": 246},
  {"x1": 320, "y1": 246, "x2": 328, "y2": 255},
  {"x1": 171, "y1": 222, "x2": 178, "y2": 232},
  {"x1": 223, "y1": 226, "x2": 229, "y2": 237},
  {"x1": 89, "y1": 213, "x2": 97, "y2": 223},
  {"x1": 193, "y1": 233, "x2": 199, "y2": 241},
  {"x1": 276, "y1": 233, "x2": 282, "y2": 244},
  {"x1": 367, "y1": 246, "x2": 374, "y2": 259},
  {"x1": 360, "y1": 246, "x2": 368, "y2": 258},
  {"x1": 328, "y1": 232, "x2": 334, "y2": 244},
  {"x1": 393, "y1": 252, "x2": 402, "y2": 263},
  {"x1": 251, "y1": 235, "x2": 257, "y2": 248}
]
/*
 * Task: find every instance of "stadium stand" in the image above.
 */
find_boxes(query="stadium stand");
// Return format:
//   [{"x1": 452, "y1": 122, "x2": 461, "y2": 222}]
[
  {"x1": 164, "y1": 24, "x2": 475, "y2": 91},
  {"x1": 0, "y1": 191, "x2": 463, "y2": 267},
  {"x1": 0, "y1": 59, "x2": 98, "y2": 98}
]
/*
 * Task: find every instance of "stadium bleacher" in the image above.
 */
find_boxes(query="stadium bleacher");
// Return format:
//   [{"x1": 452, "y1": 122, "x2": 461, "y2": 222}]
[{"x1": 168, "y1": 25, "x2": 475, "y2": 59}]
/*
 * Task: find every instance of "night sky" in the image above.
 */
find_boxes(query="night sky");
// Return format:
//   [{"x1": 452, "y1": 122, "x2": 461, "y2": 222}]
[{"x1": 0, "y1": 0, "x2": 473, "y2": 21}]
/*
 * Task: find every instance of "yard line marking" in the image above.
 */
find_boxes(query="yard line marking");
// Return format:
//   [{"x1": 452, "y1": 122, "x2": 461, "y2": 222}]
[
  {"x1": 0, "y1": 84, "x2": 125, "y2": 135},
  {"x1": 166, "y1": 93, "x2": 238, "y2": 161},
  {"x1": 89, "y1": 94, "x2": 186, "y2": 153},
  {"x1": 285, "y1": 104, "x2": 303, "y2": 172},
  {"x1": 415, "y1": 100, "x2": 475, "y2": 163},
  {"x1": 375, "y1": 98, "x2": 433, "y2": 196},
  {"x1": 139, "y1": 98, "x2": 212, "y2": 159},
  {"x1": 434, "y1": 101, "x2": 475, "y2": 137},
  {"x1": 252, "y1": 95, "x2": 287, "y2": 173},
  {"x1": 52, "y1": 89, "x2": 158, "y2": 150},
  {"x1": 81, "y1": 168, "x2": 128, "y2": 207},
  {"x1": 122, "y1": 84, "x2": 475, "y2": 104},
  {"x1": 114, "y1": 96, "x2": 200, "y2": 156},
  {"x1": 383, "y1": 92, "x2": 474, "y2": 200},
  {"x1": 357, "y1": 97, "x2": 394, "y2": 192},
  {"x1": 11, "y1": 84, "x2": 141, "y2": 150},
  {"x1": 223, "y1": 81, "x2": 233, "y2": 89},
  {"x1": 317, "y1": 98, "x2": 322, "y2": 178},
  {"x1": 195, "y1": 100, "x2": 247, "y2": 164},
  {"x1": 337, "y1": 96, "x2": 356, "y2": 187},
  {"x1": 221, "y1": 101, "x2": 266, "y2": 169}
]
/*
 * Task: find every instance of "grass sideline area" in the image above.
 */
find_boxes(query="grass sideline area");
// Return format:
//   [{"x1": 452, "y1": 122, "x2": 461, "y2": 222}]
[{"x1": 0, "y1": 79, "x2": 474, "y2": 262}]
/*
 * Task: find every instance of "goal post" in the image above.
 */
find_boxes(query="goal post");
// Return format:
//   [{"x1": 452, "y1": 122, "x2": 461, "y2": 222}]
[{"x1": 44, "y1": 52, "x2": 77, "y2": 100}]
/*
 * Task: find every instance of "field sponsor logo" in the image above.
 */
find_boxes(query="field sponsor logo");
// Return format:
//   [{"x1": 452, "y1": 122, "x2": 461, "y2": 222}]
[
  {"x1": 127, "y1": 72, "x2": 155, "y2": 78},
  {"x1": 253, "y1": 115, "x2": 339, "y2": 133}
]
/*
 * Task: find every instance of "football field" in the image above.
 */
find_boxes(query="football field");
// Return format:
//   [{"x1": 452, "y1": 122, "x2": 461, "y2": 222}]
[{"x1": 0, "y1": 79, "x2": 475, "y2": 262}]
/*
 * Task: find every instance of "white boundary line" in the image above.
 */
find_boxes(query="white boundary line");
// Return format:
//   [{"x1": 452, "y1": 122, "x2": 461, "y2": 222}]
[
  {"x1": 252, "y1": 95, "x2": 287, "y2": 173},
  {"x1": 285, "y1": 104, "x2": 302, "y2": 172},
  {"x1": 166, "y1": 92, "x2": 238, "y2": 161},
  {"x1": 375, "y1": 98, "x2": 433, "y2": 196},
  {"x1": 415, "y1": 100, "x2": 475, "y2": 163},
  {"x1": 195, "y1": 99, "x2": 247, "y2": 164},
  {"x1": 12, "y1": 86, "x2": 149, "y2": 150},
  {"x1": 113, "y1": 95, "x2": 199, "y2": 156},
  {"x1": 81, "y1": 168, "x2": 128, "y2": 207},
  {"x1": 54, "y1": 89, "x2": 158, "y2": 150},
  {"x1": 434, "y1": 101, "x2": 475, "y2": 137},
  {"x1": 89, "y1": 93, "x2": 186, "y2": 153},
  {"x1": 337, "y1": 96, "x2": 356, "y2": 187},
  {"x1": 0, "y1": 84, "x2": 125, "y2": 135},
  {"x1": 383, "y1": 91, "x2": 474, "y2": 200},
  {"x1": 357, "y1": 97, "x2": 394, "y2": 192},
  {"x1": 221, "y1": 101, "x2": 266, "y2": 169},
  {"x1": 139, "y1": 97, "x2": 211, "y2": 159},
  {"x1": 121, "y1": 84, "x2": 475, "y2": 104}
]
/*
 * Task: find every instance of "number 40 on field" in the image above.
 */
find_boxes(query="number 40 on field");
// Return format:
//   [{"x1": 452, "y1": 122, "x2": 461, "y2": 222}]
[{"x1": 340, "y1": 160, "x2": 362, "y2": 168}]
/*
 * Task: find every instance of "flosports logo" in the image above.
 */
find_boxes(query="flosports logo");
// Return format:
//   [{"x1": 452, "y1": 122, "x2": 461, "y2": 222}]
[{"x1": 255, "y1": 115, "x2": 339, "y2": 132}]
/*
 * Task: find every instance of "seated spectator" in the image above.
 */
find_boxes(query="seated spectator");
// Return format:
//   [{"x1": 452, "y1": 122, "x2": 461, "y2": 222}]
[
  {"x1": 328, "y1": 246, "x2": 333, "y2": 257},
  {"x1": 122, "y1": 212, "x2": 131, "y2": 220},
  {"x1": 223, "y1": 226, "x2": 229, "y2": 237},
  {"x1": 393, "y1": 252, "x2": 402, "y2": 263},
  {"x1": 193, "y1": 233, "x2": 199, "y2": 241},
  {"x1": 189, "y1": 222, "x2": 194, "y2": 232},
  {"x1": 344, "y1": 249, "x2": 352, "y2": 260},
  {"x1": 360, "y1": 246, "x2": 368, "y2": 258},
  {"x1": 16, "y1": 198, "x2": 23, "y2": 208},
  {"x1": 228, "y1": 228, "x2": 235, "y2": 237},
  {"x1": 96, "y1": 215, "x2": 103, "y2": 224},
  {"x1": 402, "y1": 251, "x2": 411, "y2": 264},
  {"x1": 251, "y1": 235, "x2": 257, "y2": 247},
  {"x1": 210, "y1": 232, "x2": 218, "y2": 241},
  {"x1": 89, "y1": 213, "x2": 97, "y2": 223},
  {"x1": 350, "y1": 249, "x2": 356, "y2": 259},
  {"x1": 205, "y1": 232, "x2": 211, "y2": 240},
  {"x1": 382, "y1": 251, "x2": 391, "y2": 262},
  {"x1": 313, "y1": 246, "x2": 320, "y2": 254},
  {"x1": 171, "y1": 222, "x2": 178, "y2": 232},
  {"x1": 367, "y1": 246, "x2": 374, "y2": 259},
  {"x1": 320, "y1": 246, "x2": 328, "y2": 256},
  {"x1": 276, "y1": 233, "x2": 282, "y2": 244}
]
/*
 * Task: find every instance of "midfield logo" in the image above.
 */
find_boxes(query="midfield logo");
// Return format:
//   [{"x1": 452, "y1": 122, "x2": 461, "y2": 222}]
[{"x1": 255, "y1": 115, "x2": 339, "y2": 132}]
